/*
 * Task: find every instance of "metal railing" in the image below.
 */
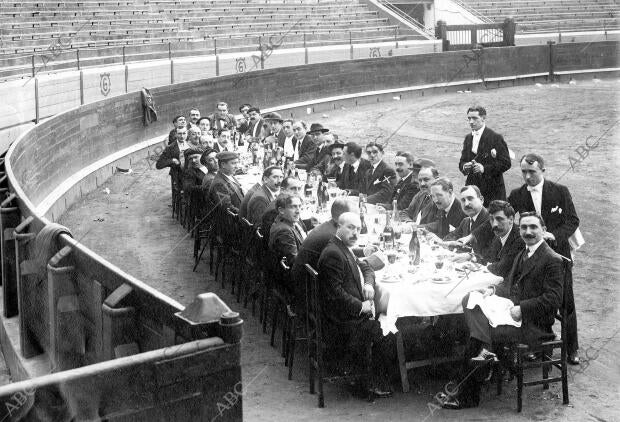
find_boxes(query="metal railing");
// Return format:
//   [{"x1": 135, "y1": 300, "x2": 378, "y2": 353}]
[
  {"x1": 451, "y1": 0, "x2": 494, "y2": 24},
  {"x1": 374, "y1": 0, "x2": 436, "y2": 37}
]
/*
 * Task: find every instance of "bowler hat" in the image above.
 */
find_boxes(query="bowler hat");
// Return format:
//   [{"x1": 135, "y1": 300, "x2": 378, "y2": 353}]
[
  {"x1": 308, "y1": 123, "x2": 329, "y2": 134},
  {"x1": 262, "y1": 112, "x2": 283, "y2": 122}
]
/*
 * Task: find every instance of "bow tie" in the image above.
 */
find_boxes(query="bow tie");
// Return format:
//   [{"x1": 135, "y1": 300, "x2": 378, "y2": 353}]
[
  {"x1": 472, "y1": 130, "x2": 481, "y2": 136},
  {"x1": 527, "y1": 186, "x2": 539, "y2": 192}
]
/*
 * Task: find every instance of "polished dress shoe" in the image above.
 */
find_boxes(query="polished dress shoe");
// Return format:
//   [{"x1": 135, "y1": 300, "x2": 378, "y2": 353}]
[
  {"x1": 471, "y1": 348, "x2": 498, "y2": 363},
  {"x1": 440, "y1": 394, "x2": 463, "y2": 410},
  {"x1": 568, "y1": 351, "x2": 580, "y2": 365}
]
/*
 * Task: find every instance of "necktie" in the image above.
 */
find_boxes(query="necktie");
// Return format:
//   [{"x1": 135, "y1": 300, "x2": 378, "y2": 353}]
[{"x1": 468, "y1": 218, "x2": 473, "y2": 234}]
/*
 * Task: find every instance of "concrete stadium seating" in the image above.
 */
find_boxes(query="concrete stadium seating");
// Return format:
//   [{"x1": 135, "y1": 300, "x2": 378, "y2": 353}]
[
  {"x1": 462, "y1": 0, "x2": 619, "y2": 32},
  {"x1": 0, "y1": 0, "x2": 428, "y2": 56}
]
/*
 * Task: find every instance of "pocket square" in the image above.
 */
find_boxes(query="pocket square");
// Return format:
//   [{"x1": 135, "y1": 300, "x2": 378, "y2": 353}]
[
  {"x1": 491, "y1": 148, "x2": 497, "y2": 158},
  {"x1": 551, "y1": 206, "x2": 563, "y2": 214}
]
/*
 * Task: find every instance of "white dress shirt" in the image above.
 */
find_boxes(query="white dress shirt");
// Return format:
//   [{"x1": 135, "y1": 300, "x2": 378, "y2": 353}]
[
  {"x1": 527, "y1": 239, "x2": 545, "y2": 258},
  {"x1": 283, "y1": 136, "x2": 295, "y2": 158},
  {"x1": 499, "y1": 229, "x2": 511, "y2": 247},
  {"x1": 527, "y1": 179, "x2": 544, "y2": 216},
  {"x1": 471, "y1": 124, "x2": 486, "y2": 154}
]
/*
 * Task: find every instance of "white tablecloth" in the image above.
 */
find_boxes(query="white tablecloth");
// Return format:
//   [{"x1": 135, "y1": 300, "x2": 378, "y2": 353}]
[{"x1": 367, "y1": 233, "x2": 503, "y2": 335}]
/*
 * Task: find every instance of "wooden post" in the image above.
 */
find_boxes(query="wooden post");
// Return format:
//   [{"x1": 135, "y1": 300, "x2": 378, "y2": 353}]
[
  {"x1": 122, "y1": 45, "x2": 126, "y2": 64},
  {"x1": 503, "y1": 17, "x2": 516, "y2": 46},
  {"x1": 0, "y1": 194, "x2": 20, "y2": 318},
  {"x1": 31, "y1": 55, "x2": 35, "y2": 77},
  {"x1": 436, "y1": 20, "x2": 448, "y2": 52},
  {"x1": 34, "y1": 78, "x2": 40, "y2": 124},
  {"x1": 548, "y1": 41, "x2": 556, "y2": 82},
  {"x1": 76, "y1": 49, "x2": 80, "y2": 70}
]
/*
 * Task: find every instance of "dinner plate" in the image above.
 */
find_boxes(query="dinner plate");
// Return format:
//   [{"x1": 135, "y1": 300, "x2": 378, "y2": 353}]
[{"x1": 430, "y1": 276, "x2": 453, "y2": 284}]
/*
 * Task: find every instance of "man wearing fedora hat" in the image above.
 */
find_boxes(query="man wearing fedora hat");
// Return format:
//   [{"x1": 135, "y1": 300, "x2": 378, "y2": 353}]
[
  {"x1": 313, "y1": 139, "x2": 346, "y2": 183},
  {"x1": 263, "y1": 112, "x2": 286, "y2": 147},
  {"x1": 307, "y1": 123, "x2": 332, "y2": 169}
]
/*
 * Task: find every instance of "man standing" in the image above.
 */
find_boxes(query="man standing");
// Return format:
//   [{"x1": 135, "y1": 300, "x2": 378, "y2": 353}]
[
  {"x1": 364, "y1": 142, "x2": 396, "y2": 205},
  {"x1": 188, "y1": 107, "x2": 201, "y2": 126},
  {"x1": 156, "y1": 126, "x2": 188, "y2": 175},
  {"x1": 168, "y1": 115, "x2": 187, "y2": 145},
  {"x1": 246, "y1": 107, "x2": 264, "y2": 139},
  {"x1": 403, "y1": 166, "x2": 438, "y2": 223},
  {"x1": 341, "y1": 142, "x2": 371, "y2": 194},
  {"x1": 442, "y1": 213, "x2": 563, "y2": 409},
  {"x1": 318, "y1": 212, "x2": 394, "y2": 399},
  {"x1": 207, "y1": 152, "x2": 244, "y2": 212},
  {"x1": 209, "y1": 102, "x2": 236, "y2": 132},
  {"x1": 248, "y1": 166, "x2": 284, "y2": 225},
  {"x1": 458, "y1": 106, "x2": 511, "y2": 205},
  {"x1": 507, "y1": 153, "x2": 580, "y2": 364},
  {"x1": 386, "y1": 151, "x2": 419, "y2": 211}
]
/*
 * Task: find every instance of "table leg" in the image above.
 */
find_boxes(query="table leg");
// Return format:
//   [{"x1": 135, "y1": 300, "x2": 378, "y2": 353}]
[{"x1": 396, "y1": 331, "x2": 410, "y2": 393}]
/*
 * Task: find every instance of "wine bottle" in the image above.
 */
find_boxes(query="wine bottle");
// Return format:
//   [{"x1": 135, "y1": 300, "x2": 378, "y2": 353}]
[
  {"x1": 359, "y1": 196, "x2": 368, "y2": 234},
  {"x1": 317, "y1": 179, "x2": 323, "y2": 209},
  {"x1": 409, "y1": 229, "x2": 421, "y2": 265},
  {"x1": 382, "y1": 210, "x2": 394, "y2": 246}
]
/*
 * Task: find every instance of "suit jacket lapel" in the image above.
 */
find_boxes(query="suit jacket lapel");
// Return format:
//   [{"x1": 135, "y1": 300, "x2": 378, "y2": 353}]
[
  {"x1": 518, "y1": 243, "x2": 544, "y2": 283},
  {"x1": 541, "y1": 180, "x2": 554, "y2": 221},
  {"x1": 334, "y1": 237, "x2": 363, "y2": 298}
]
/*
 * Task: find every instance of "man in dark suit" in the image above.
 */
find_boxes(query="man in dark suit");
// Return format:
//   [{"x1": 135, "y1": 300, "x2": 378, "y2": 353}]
[
  {"x1": 306, "y1": 123, "x2": 331, "y2": 169},
  {"x1": 458, "y1": 106, "x2": 511, "y2": 206},
  {"x1": 402, "y1": 166, "x2": 438, "y2": 223},
  {"x1": 313, "y1": 140, "x2": 345, "y2": 182},
  {"x1": 318, "y1": 212, "x2": 394, "y2": 399},
  {"x1": 182, "y1": 148, "x2": 209, "y2": 222},
  {"x1": 207, "y1": 152, "x2": 244, "y2": 212},
  {"x1": 364, "y1": 142, "x2": 396, "y2": 205},
  {"x1": 157, "y1": 126, "x2": 188, "y2": 173},
  {"x1": 208, "y1": 102, "x2": 236, "y2": 133},
  {"x1": 507, "y1": 153, "x2": 580, "y2": 363},
  {"x1": 383, "y1": 151, "x2": 419, "y2": 211},
  {"x1": 417, "y1": 178, "x2": 466, "y2": 239},
  {"x1": 269, "y1": 194, "x2": 307, "y2": 265},
  {"x1": 292, "y1": 120, "x2": 317, "y2": 169},
  {"x1": 260, "y1": 177, "x2": 308, "y2": 237},
  {"x1": 263, "y1": 112, "x2": 286, "y2": 147},
  {"x1": 442, "y1": 212, "x2": 564, "y2": 409},
  {"x1": 482, "y1": 201, "x2": 525, "y2": 278},
  {"x1": 341, "y1": 142, "x2": 371, "y2": 194},
  {"x1": 444, "y1": 185, "x2": 489, "y2": 242},
  {"x1": 246, "y1": 106, "x2": 264, "y2": 139},
  {"x1": 236, "y1": 103, "x2": 252, "y2": 134},
  {"x1": 167, "y1": 115, "x2": 187, "y2": 145},
  {"x1": 291, "y1": 198, "x2": 355, "y2": 297},
  {"x1": 239, "y1": 182, "x2": 262, "y2": 220},
  {"x1": 200, "y1": 149, "x2": 219, "y2": 193},
  {"x1": 247, "y1": 166, "x2": 283, "y2": 225}
]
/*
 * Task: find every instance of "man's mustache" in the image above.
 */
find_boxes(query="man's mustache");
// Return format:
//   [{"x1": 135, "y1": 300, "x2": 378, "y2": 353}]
[{"x1": 523, "y1": 233, "x2": 536, "y2": 239}]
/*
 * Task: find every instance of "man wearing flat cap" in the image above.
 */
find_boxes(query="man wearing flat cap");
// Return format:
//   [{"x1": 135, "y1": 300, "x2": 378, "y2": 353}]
[{"x1": 207, "y1": 151, "x2": 244, "y2": 213}]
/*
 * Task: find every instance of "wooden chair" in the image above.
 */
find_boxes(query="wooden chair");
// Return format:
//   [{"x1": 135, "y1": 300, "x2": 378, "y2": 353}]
[
  {"x1": 304, "y1": 263, "x2": 371, "y2": 408},
  {"x1": 496, "y1": 256, "x2": 571, "y2": 411}
]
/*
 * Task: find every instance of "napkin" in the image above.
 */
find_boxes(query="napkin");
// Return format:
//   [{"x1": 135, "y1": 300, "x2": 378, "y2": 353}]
[{"x1": 466, "y1": 291, "x2": 521, "y2": 328}]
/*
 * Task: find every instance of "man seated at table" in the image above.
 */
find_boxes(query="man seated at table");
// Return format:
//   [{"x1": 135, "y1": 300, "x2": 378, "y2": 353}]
[
  {"x1": 200, "y1": 149, "x2": 219, "y2": 193},
  {"x1": 318, "y1": 212, "x2": 394, "y2": 399},
  {"x1": 413, "y1": 178, "x2": 465, "y2": 239},
  {"x1": 401, "y1": 166, "x2": 438, "y2": 223},
  {"x1": 443, "y1": 185, "x2": 492, "y2": 246},
  {"x1": 380, "y1": 151, "x2": 419, "y2": 211},
  {"x1": 341, "y1": 142, "x2": 371, "y2": 194},
  {"x1": 260, "y1": 177, "x2": 306, "y2": 236},
  {"x1": 247, "y1": 166, "x2": 284, "y2": 225},
  {"x1": 442, "y1": 212, "x2": 564, "y2": 409},
  {"x1": 312, "y1": 139, "x2": 345, "y2": 182},
  {"x1": 239, "y1": 180, "x2": 262, "y2": 220},
  {"x1": 207, "y1": 151, "x2": 244, "y2": 213},
  {"x1": 269, "y1": 193, "x2": 307, "y2": 267},
  {"x1": 292, "y1": 198, "x2": 358, "y2": 299},
  {"x1": 364, "y1": 142, "x2": 396, "y2": 205}
]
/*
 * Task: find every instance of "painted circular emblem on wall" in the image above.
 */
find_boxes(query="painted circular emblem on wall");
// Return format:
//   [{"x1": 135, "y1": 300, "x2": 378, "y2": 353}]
[
  {"x1": 369, "y1": 47, "x2": 381, "y2": 58},
  {"x1": 100, "y1": 73, "x2": 111, "y2": 96},
  {"x1": 235, "y1": 58, "x2": 247, "y2": 73}
]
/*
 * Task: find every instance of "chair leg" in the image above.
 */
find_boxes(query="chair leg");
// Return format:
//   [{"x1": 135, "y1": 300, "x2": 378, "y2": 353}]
[
  {"x1": 281, "y1": 309, "x2": 288, "y2": 358},
  {"x1": 270, "y1": 301, "x2": 279, "y2": 348},
  {"x1": 542, "y1": 347, "x2": 550, "y2": 390},
  {"x1": 288, "y1": 317, "x2": 296, "y2": 380},
  {"x1": 561, "y1": 345, "x2": 569, "y2": 404},
  {"x1": 396, "y1": 331, "x2": 410, "y2": 393},
  {"x1": 517, "y1": 346, "x2": 525, "y2": 412}
]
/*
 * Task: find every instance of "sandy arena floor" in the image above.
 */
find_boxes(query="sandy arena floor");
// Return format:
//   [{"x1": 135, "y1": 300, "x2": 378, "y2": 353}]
[{"x1": 59, "y1": 78, "x2": 620, "y2": 422}]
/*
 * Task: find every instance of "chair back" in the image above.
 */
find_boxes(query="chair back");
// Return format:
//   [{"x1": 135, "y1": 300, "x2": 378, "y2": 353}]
[
  {"x1": 239, "y1": 217, "x2": 255, "y2": 261},
  {"x1": 224, "y1": 208, "x2": 241, "y2": 251},
  {"x1": 304, "y1": 264, "x2": 321, "y2": 358},
  {"x1": 557, "y1": 256, "x2": 572, "y2": 342}
]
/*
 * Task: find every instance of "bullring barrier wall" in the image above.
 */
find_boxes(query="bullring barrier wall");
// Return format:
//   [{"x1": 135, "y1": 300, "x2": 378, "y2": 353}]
[{"x1": 0, "y1": 40, "x2": 616, "y2": 420}]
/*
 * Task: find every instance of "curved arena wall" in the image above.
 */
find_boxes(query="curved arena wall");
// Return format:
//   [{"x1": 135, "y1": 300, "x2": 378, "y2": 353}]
[{"x1": 0, "y1": 40, "x2": 616, "y2": 419}]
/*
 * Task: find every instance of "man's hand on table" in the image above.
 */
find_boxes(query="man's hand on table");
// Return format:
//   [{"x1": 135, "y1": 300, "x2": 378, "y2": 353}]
[
  {"x1": 510, "y1": 305, "x2": 522, "y2": 321},
  {"x1": 450, "y1": 253, "x2": 473, "y2": 263},
  {"x1": 363, "y1": 284, "x2": 375, "y2": 300},
  {"x1": 360, "y1": 300, "x2": 374, "y2": 315},
  {"x1": 458, "y1": 234, "x2": 473, "y2": 244}
]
